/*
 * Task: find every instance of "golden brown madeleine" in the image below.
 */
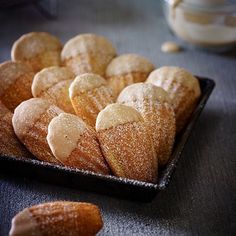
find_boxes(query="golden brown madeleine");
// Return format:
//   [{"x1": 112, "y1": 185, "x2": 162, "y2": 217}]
[
  {"x1": 147, "y1": 66, "x2": 201, "y2": 132},
  {"x1": 0, "y1": 101, "x2": 32, "y2": 158},
  {"x1": 0, "y1": 61, "x2": 34, "y2": 111},
  {"x1": 32, "y1": 66, "x2": 75, "y2": 114},
  {"x1": 9, "y1": 201, "x2": 103, "y2": 236},
  {"x1": 11, "y1": 32, "x2": 62, "y2": 72},
  {"x1": 47, "y1": 113, "x2": 110, "y2": 174},
  {"x1": 69, "y1": 73, "x2": 114, "y2": 127},
  {"x1": 96, "y1": 104, "x2": 158, "y2": 183},
  {"x1": 12, "y1": 98, "x2": 63, "y2": 163},
  {"x1": 117, "y1": 83, "x2": 176, "y2": 166},
  {"x1": 105, "y1": 54, "x2": 155, "y2": 98},
  {"x1": 61, "y1": 33, "x2": 116, "y2": 76}
]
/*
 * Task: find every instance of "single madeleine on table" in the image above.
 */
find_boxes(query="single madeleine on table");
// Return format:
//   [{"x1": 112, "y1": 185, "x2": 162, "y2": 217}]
[
  {"x1": 9, "y1": 201, "x2": 103, "y2": 236},
  {"x1": 12, "y1": 98, "x2": 63, "y2": 164},
  {"x1": 32, "y1": 66, "x2": 75, "y2": 114},
  {"x1": 0, "y1": 101, "x2": 31, "y2": 158},
  {"x1": 117, "y1": 83, "x2": 176, "y2": 166},
  {"x1": 96, "y1": 103, "x2": 158, "y2": 183},
  {"x1": 69, "y1": 73, "x2": 114, "y2": 127},
  {"x1": 61, "y1": 33, "x2": 116, "y2": 76},
  {"x1": 0, "y1": 61, "x2": 34, "y2": 111},
  {"x1": 147, "y1": 66, "x2": 201, "y2": 132},
  {"x1": 47, "y1": 113, "x2": 110, "y2": 174},
  {"x1": 105, "y1": 54, "x2": 155, "y2": 98},
  {"x1": 11, "y1": 32, "x2": 62, "y2": 72}
]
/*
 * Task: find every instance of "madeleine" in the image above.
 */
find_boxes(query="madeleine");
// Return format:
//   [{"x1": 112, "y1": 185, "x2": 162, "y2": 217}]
[
  {"x1": 32, "y1": 66, "x2": 75, "y2": 113},
  {"x1": 11, "y1": 32, "x2": 62, "y2": 72},
  {"x1": 118, "y1": 83, "x2": 176, "y2": 166},
  {"x1": 12, "y1": 98, "x2": 63, "y2": 163},
  {"x1": 106, "y1": 54, "x2": 155, "y2": 98},
  {"x1": 96, "y1": 104, "x2": 158, "y2": 183},
  {"x1": 61, "y1": 33, "x2": 116, "y2": 76},
  {"x1": 47, "y1": 113, "x2": 110, "y2": 174},
  {"x1": 147, "y1": 66, "x2": 201, "y2": 132}
]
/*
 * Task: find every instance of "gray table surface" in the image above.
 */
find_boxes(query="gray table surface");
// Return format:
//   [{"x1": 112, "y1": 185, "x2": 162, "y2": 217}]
[{"x1": 0, "y1": 0, "x2": 235, "y2": 235}]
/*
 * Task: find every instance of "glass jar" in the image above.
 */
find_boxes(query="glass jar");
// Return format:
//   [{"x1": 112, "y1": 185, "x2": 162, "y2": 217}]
[{"x1": 162, "y1": 0, "x2": 236, "y2": 52}]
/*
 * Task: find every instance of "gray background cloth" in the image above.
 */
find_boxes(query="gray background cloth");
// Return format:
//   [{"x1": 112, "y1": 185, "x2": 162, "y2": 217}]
[{"x1": 0, "y1": 0, "x2": 235, "y2": 235}]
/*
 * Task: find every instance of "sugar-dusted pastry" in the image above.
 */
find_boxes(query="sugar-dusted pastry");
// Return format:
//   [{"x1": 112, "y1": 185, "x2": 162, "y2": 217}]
[
  {"x1": 47, "y1": 113, "x2": 110, "y2": 174},
  {"x1": 32, "y1": 66, "x2": 75, "y2": 113},
  {"x1": 12, "y1": 98, "x2": 63, "y2": 164},
  {"x1": 147, "y1": 66, "x2": 201, "y2": 132},
  {"x1": 0, "y1": 61, "x2": 34, "y2": 111},
  {"x1": 10, "y1": 201, "x2": 103, "y2": 236},
  {"x1": 69, "y1": 73, "x2": 114, "y2": 127},
  {"x1": 61, "y1": 33, "x2": 116, "y2": 76},
  {"x1": 0, "y1": 101, "x2": 32, "y2": 158},
  {"x1": 105, "y1": 54, "x2": 155, "y2": 98},
  {"x1": 96, "y1": 104, "x2": 158, "y2": 183},
  {"x1": 117, "y1": 83, "x2": 176, "y2": 166},
  {"x1": 11, "y1": 32, "x2": 62, "y2": 72}
]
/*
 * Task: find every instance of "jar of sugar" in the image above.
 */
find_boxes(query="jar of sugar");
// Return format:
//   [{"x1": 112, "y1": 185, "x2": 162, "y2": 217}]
[{"x1": 163, "y1": 0, "x2": 236, "y2": 52}]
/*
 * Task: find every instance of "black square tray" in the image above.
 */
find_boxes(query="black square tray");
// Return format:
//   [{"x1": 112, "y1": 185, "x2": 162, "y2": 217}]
[{"x1": 0, "y1": 77, "x2": 215, "y2": 202}]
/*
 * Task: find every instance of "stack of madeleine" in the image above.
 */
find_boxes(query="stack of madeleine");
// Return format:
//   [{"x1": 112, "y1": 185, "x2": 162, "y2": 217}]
[{"x1": 0, "y1": 32, "x2": 201, "y2": 183}]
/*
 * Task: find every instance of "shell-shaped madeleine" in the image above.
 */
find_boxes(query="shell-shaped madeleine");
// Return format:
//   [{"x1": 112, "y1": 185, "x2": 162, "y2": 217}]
[
  {"x1": 11, "y1": 32, "x2": 62, "y2": 72},
  {"x1": 147, "y1": 66, "x2": 201, "y2": 132},
  {"x1": 117, "y1": 83, "x2": 176, "y2": 166},
  {"x1": 9, "y1": 201, "x2": 103, "y2": 236},
  {"x1": 0, "y1": 101, "x2": 32, "y2": 158},
  {"x1": 47, "y1": 113, "x2": 110, "y2": 174},
  {"x1": 61, "y1": 33, "x2": 116, "y2": 76},
  {"x1": 32, "y1": 66, "x2": 75, "y2": 114},
  {"x1": 96, "y1": 104, "x2": 158, "y2": 183},
  {"x1": 69, "y1": 73, "x2": 114, "y2": 127},
  {"x1": 12, "y1": 98, "x2": 63, "y2": 163},
  {"x1": 0, "y1": 61, "x2": 34, "y2": 111},
  {"x1": 105, "y1": 54, "x2": 155, "y2": 98}
]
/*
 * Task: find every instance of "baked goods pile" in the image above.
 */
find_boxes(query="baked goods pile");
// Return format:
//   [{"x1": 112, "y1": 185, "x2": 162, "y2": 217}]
[{"x1": 0, "y1": 32, "x2": 201, "y2": 184}]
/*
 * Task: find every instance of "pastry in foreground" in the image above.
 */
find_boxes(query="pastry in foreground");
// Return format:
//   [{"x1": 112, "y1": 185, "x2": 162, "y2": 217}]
[
  {"x1": 47, "y1": 113, "x2": 110, "y2": 174},
  {"x1": 96, "y1": 103, "x2": 158, "y2": 183},
  {"x1": 105, "y1": 54, "x2": 155, "y2": 98},
  {"x1": 9, "y1": 201, "x2": 103, "y2": 236},
  {"x1": 117, "y1": 83, "x2": 176, "y2": 166},
  {"x1": 11, "y1": 32, "x2": 62, "y2": 72},
  {"x1": 0, "y1": 101, "x2": 31, "y2": 158},
  {"x1": 0, "y1": 61, "x2": 34, "y2": 111},
  {"x1": 69, "y1": 73, "x2": 114, "y2": 127},
  {"x1": 61, "y1": 33, "x2": 116, "y2": 76},
  {"x1": 32, "y1": 66, "x2": 75, "y2": 113},
  {"x1": 146, "y1": 66, "x2": 201, "y2": 132},
  {"x1": 12, "y1": 98, "x2": 63, "y2": 164}
]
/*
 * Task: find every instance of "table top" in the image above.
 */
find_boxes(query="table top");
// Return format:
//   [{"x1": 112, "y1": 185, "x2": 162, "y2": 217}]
[{"x1": 0, "y1": 0, "x2": 235, "y2": 235}]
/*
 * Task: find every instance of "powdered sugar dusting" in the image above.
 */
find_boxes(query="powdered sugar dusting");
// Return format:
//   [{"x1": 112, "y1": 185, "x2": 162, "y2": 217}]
[
  {"x1": 107, "y1": 72, "x2": 150, "y2": 98},
  {"x1": 97, "y1": 121, "x2": 158, "y2": 183},
  {"x1": 12, "y1": 32, "x2": 62, "y2": 60},
  {"x1": 61, "y1": 33, "x2": 116, "y2": 60},
  {"x1": 106, "y1": 53, "x2": 155, "y2": 77},
  {"x1": 12, "y1": 98, "x2": 63, "y2": 163},
  {"x1": 32, "y1": 66, "x2": 74, "y2": 97},
  {"x1": 69, "y1": 73, "x2": 107, "y2": 97},
  {"x1": 117, "y1": 83, "x2": 176, "y2": 166},
  {"x1": 146, "y1": 66, "x2": 201, "y2": 131},
  {"x1": 70, "y1": 81, "x2": 114, "y2": 127},
  {"x1": 0, "y1": 61, "x2": 33, "y2": 96}
]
